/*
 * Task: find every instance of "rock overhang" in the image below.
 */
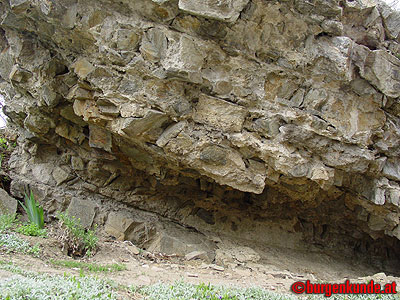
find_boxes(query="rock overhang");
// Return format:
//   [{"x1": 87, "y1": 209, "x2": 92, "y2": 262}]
[{"x1": 0, "y1": 0, "x2": 400, "y2": 263}]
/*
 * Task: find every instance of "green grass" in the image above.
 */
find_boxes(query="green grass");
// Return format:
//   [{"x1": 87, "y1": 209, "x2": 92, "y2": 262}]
[
  {"x1": 0, "y1": 213, "x2": 17, "y2": 232},
  {"x1": 50, "y1": 259, "x2": 127, "y2": 273},
  {"x1": 0, "y1": 261, "x2": 120, "y2": 300},
  {"x1": 16, "y1": 222, "x2": 47, "y2": 237}
]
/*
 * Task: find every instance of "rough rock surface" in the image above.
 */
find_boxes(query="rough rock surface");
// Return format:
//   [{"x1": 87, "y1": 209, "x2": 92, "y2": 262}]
[
  {"x1": 0, "y1": 0, "x2": 400, "y2": 266},
  {"x1": 0, "y1": 187, "x2": 17, "y2": 215}
]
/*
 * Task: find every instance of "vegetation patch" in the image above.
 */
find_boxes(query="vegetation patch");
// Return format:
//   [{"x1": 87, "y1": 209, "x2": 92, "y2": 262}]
[
  {"x1": 55, "y1": 212, "x2": 98, "y2": 257},
  {"x1": 136, "y1": 281, "x2": 293, "y2": 300},
  {"x1": 0, "y1": 132, "x2": 16, "y2": 191},
  {"x1": 50, "y1": 259, "x2": 126, "y2": 273},
  {"x1": 0, "y1": 232, "x2": 40, "y2": 256},
  {"x1": 16, "y1": 222, "x2": 47, "y2": 237},
  {"x1": 0, "y1": 213, "x2": 17, "y2": 232},
  {"x1": 19, "y1": 188, "x2": 44, "y2": 229},
  {"x1": 0, "y1": 262, "x2": 120, "y2": 300}
]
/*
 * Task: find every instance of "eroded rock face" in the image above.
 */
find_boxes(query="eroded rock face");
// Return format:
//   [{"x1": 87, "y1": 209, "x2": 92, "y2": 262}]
[{"x1": 1, "y1": 0, "x2": 400, "y2": 265}]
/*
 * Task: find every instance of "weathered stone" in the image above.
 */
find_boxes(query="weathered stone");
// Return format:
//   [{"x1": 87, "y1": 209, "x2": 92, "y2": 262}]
[
  {"x1": 71, "y1": 156, "x2": 85, "y2": 171},
  {"x1": 60, "y1": 106, "x2": 87, "y2": 127},
  {"x1": 139, "y1": 28, "x2": 167, "y2": 62},
  {"x1": 382, "y1": 158, "x2": 400, "y2": 181},
  {"x1": 156, "y1": 121, "x2": 187, "y2": 148},
  {"x1": 67, "y1": 197, "x2": 96, "y2": 229},
  {"x1": 52, "y1": 166, "x2": 73, "y2": 186},
  {"x1": 9, "y1": 65, "x2": 32, "y2": 83},
  {"x1": 185, "y1": 250, "x2": 208, "y2": 261},
  {"x1": 178, "y1": 0, "x2": 250, "y2": 22},
  {"x1": 215, "y1": 245, "x2": 260, "y2": 265},
  {"x1": 66, "y1": 85, "x2": 93, "y2": 101},
  {"x1": 121, "y1": 110, "x2": 169, "y2": 140},
  {"x1": 193, "y1": 95, "x2": 246, "y2": 132},
  {"x1": 40, "y1": 84, "x2": 59, "y2": 107},
  {"x1": 55, "y1": 122, "x2": 86, "y2": 145},
  {"x1": 359, "y1": 50, "x2": 400, "y2": 98},
  {"x1": 89, "y1": 124, "x2": 112, "y2": 152},
  {"x1": 378, "y1": 2, "x2": 400, "y2": 39},
  {"x1": 72, "y1": 58, "x2": 95, "y2": 79},
  {"x1": 24, "y1": 114, "x2": 52, "y2": 134},
  {"x1": 0, "y1": 188, "x2": 17, "y2": 215},
  {"x1": 321, "y1": 20, "x2": 343, "y2": 36},
  {"x1": 200, "y1": 145, "x2": 227, "y2": 166},
  {"x1": 3, "y1": 0, "x2": 400, "y2": 264},
  {"x1": 105, "y1": 211, "x2": 135, "y2": 241},
  {"x1": 145, "y1": 222, "x2": 215, "y2": 262},
  {"x1": 161, "y1": 35, "x2": 205, "y2": 83}
]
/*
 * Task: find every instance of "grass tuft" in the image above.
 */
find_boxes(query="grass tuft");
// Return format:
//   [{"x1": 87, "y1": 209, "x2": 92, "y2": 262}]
[
  {"x1": 50, "y1": 259, "x2": 126, "y2": 273},
  {"x1": 0, "y1": 213, "x2": 17, "y2": 232},
  {"x1": 16, "y1": 222, "x2": 47, "y2": 237}
]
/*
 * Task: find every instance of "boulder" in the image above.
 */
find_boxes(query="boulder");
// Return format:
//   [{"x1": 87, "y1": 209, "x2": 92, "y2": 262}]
[
  {"x1": 0, "y1": 188, "x2": 17, "y2": 215},
  {"x1": 67, "y1": 197, "x2": 96, "y2": 229}
]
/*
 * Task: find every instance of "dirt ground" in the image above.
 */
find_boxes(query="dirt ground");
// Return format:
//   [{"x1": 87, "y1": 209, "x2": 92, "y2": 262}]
[{"x1": 1, "y1": 227, "x2": 399, "y2": 298}]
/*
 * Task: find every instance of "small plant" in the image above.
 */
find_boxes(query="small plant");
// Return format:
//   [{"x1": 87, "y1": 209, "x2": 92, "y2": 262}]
[
  {"x1": 19, "y1": 188, "x2": 44, "y2": 229},
  {"x1": 16, "y1": 222, "x2": 47, "y2": 237},
  {"x1": 0, "y1": 213, "x2": 17, "y2": 232},
  {"x1": 0, "y1": 232, "x2": 40, "y2": 256},
  {"x1": 50, "y1": 259, "x2": 126, "y2": 273},
  {"x1": 138, "y1": 281, "x2": 295, "y2": 300},
  {"x1": 56, "y1": 212, "x2": 98, "y2": 257},
  {"x1": 0, "y1": 263, "x2": 120, "y2": 300},
  {"x1": 0, "y1": 137, "x2": 9, "y2": 150}
]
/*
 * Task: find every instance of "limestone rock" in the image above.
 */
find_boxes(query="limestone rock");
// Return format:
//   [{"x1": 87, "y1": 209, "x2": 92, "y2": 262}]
[
  {"x1": 178, "y1": 0, "x2": 249, "y2": 23},
  {"x1": 89, "y1": 125, "x2": 112, "y2": 152},
  {"x1": 0, "y1": 188, "x2": 17, "y2": 215},
  {"x1": 67, "y1": 198, "x2": 96, "y2": 229},
  {"x1": 193, "y1": 94, "x2": 246, "y2": 132},
  {"x1": 185, "y1": 250, "x2": 209, "y2": 261},
  {"x1": 2, "y1": 0, "x2": 400, "y2": 263},
  {"x1": 215, "y1": 245, "x2": 261, "y2": 266},
  {"x1": 105, "y1": 211, "x2": 135, "y2": 241},
  {"x1": 145, "y1": 222, "x2": 215, "y2": 262},
  {"x1": 52, "y1": 166, "x2": 73, "y2": 186},
  {"x1": 359, "y1": 50, "x2": 400, "y2": 98},
  {"x1": 72, "y1": 58, "x2": 95, "y2": 79}
]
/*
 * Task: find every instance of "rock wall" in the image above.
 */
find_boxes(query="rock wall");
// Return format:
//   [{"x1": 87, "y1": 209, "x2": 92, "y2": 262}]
[{"x1": 1, "y1": 0, "x2": 400, "y2": 266}]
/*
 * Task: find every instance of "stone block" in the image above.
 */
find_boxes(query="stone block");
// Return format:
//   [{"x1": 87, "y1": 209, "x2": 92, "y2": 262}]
[
  {"x1": 193, "y1": 94, "x2": 246, "y2": 132},
  {"x1": 161, "y1": 35, "x2": 205, "y2": 83},
  {"x1": 156, "y1": 121, "x2": 186, "y2": 147},
  {"x1": 104, "y1": 211, "x2": 135, "y2": 240},
  {"x1": 89, "y1": 124, "x2": 112, "y2": 152},
  {"x1": 72, "y1": 58, "x2": 95, "y2": 79},
  {"x1": 360, "y1": 50, "x2": 400, "y2": 98},
  {"x1": 178, "y1": 0, "x2": 250, "y2": 22},
  {"x1": 52, "y1": 166, "x2": 73, "y2": 186},
  {"x1": 383, "y1": 158, "x2": 400, "y2": 181},
  {"x1": 0, "y1": 188, "x2": 17, "y2": 215},
  {"x1": 121, "y1": 110, "x2": 169, "y2": 140},
  {"x1": 67, "y1": 197, "x2": 96, "y2": 229},
  {"x1": 145, "y1": 222, "x2": 215, "y2": 262}
]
